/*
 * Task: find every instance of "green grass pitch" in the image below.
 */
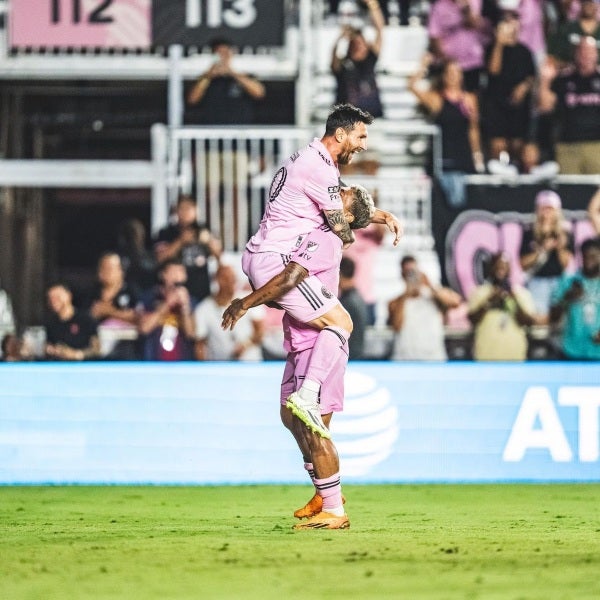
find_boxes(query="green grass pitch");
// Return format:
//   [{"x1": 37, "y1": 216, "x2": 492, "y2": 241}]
[{"x1": 2, "y1": 484, "x2": 600, "y2": 599}]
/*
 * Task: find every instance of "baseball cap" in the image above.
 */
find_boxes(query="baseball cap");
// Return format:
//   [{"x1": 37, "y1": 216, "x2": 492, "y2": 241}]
[{"x1": 535, "y1": 190, "x2": 562, "y2": 209}]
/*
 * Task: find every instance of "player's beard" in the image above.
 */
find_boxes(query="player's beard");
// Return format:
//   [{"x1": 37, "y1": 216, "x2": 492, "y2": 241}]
[{"x1": 338, "y1": 146, "x2": 359, "y2": 165}]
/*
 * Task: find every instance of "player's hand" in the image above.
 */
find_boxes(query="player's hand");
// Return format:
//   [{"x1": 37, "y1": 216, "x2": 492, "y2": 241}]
[
  {"x1": 221, "y1": 298, "x2": 248, "y2": 331},
  {"x1": 386, "y1": 215, "x2": 403, "y2": 246}
]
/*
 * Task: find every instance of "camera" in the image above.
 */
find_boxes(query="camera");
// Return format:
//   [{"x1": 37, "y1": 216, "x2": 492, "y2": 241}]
[{"x1": 406, "y1": 270, "x2": 419, "y2": 284}]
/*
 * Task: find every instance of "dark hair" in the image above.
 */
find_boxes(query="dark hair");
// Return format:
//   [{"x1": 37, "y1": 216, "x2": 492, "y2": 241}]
[
  {"x1": 46, "y1": 281, "x2": 70, "y2": 293},
  {"x1": 340, "y1": 257, "x2": 356, "y2": 279},
  {"x1": 177, "y1": 195, "x2": 196, "y2": 206},
  {"x1": 97, "y1": 251, "x2": 121, "y2": 269},
  {"x1": 158, "y1": 259, "x2": 185, "y2": 280},
  {"x1": 581, "y1": 236, "x2": 600, "y2": 254},
  {"x1": 1, "y1": 333, "x2": 15, "y2": 356},
  {"x1": 325, "y1": 103, "x2": 374, "y2": 136},
  {"x1": 430, "y1": 59, "x2": 461, "y2": 93},
  {"x1": 210, "y1": 37, "x2": 233, "y2": 52},
  {"x1": 401, "y1": 255, "x2": 416, "y2": 268},
  {"x1": 484, "y1": 252, "x2": 509, "y2": 280}
]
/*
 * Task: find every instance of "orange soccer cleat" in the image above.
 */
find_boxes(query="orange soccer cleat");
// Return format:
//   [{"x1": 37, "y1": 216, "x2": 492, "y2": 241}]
[
  {"x1": 293, "y1": 493, "x2": 323, "y2": 519},
  {"x1": 293, "y1": 493, "x2": 346, "y2": 519},
  {"x1": 293, "y1": 511, "x2": 350, "y2": 530}
]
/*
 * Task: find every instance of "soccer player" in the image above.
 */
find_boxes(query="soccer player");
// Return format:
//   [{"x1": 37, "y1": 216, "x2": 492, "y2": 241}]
[
  {"x1": 241, "y1": 103, "x2": 402, "y2": 439},
  {"x1": 223, "y1": 185, "x2": 398, "y2": 529}
]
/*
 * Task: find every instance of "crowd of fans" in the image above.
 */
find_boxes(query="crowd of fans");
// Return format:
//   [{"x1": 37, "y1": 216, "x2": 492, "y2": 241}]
[
  {"x1": 1, "y1": 0, "x2": 600, "y2": 363},
  {"x1": 0, "y1": 188, "x2": 598, "y2": 363},
  {"x1": 396, "y1": 0, "x2": 599, "y2": 213}
]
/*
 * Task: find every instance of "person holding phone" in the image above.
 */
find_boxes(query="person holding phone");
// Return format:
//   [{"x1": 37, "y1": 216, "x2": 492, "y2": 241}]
[
  {"x1": 387, "y1": 255, "x2": 462, "y2": 361},
  {"x1": 468, "y1": 252, "x2": 540, "y2": 361},
  {"x1": 550, "y1": 237, "x2": 600, "y2": 360}
]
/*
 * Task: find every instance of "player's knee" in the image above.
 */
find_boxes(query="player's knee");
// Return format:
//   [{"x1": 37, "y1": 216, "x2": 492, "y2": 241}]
[{"x1": 280, "y1": 405, "x2": 293, "y2": 431}]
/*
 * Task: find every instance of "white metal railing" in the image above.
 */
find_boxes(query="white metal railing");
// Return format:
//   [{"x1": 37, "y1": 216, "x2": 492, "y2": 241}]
[
  {"x1": 165, "y1": 125, "x2": 312, "y2": 251},
  {"x1": 158, "y1": 124, "x2": 437, "y2": 253},
  {"x1": 341, "y1": 173, "x2": 434, "y2": 250}
]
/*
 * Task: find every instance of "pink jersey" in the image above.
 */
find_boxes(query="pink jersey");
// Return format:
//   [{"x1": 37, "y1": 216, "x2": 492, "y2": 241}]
[
  {"x1": 246, "y1": 138, "x2": 342, "y2": 254},
  {"x1": 282, "y1": 224, "x2": 344, "y2": 353}
]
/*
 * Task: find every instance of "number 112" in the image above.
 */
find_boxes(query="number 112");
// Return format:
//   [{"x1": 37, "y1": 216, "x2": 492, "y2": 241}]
[{"x1": 51, "y1": 0, "x2": 114, "y2": 24}]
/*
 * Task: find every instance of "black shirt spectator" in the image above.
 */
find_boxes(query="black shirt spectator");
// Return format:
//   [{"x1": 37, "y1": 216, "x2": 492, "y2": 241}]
[
  {"x1": 153, "y1": 196, "x2": 222, "y2": 306},
  {"x1": 186, "y1": 38, "x2": 265, "y2": 124},
  {"x1": 45, "y1": 283, "x2": 99, "y2": 361},
  {"x1": 338, "y1": 256, "x2": 368, "y2": 360},
  {"x1": 46, "y1": 311, "x2": 98, "y2": 351}
]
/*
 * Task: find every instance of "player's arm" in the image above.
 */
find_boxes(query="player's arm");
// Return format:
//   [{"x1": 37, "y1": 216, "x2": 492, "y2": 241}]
[
  {"x1": 370, "y1": 208, "x2": 403, "y2": 246},
  {"x1": 221, "y1": 262, "x2": 309, "y2": 331},
  {"x1": 324, "y1": 208, "x2": 355, "y2": 246}
]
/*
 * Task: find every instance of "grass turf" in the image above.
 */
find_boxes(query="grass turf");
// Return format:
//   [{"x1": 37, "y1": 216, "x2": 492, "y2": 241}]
[{"x1": 1, "y1": 484, "x2": 600, "y2": 599}]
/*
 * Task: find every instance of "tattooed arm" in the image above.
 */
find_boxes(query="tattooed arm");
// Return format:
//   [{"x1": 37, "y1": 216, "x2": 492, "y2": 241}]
[
  {"x1": 324, "y1": 208, "x2": 355, "y2": 247},
  {"x1": 221, "y1": 262, "x2": 309, "y2": 331}
]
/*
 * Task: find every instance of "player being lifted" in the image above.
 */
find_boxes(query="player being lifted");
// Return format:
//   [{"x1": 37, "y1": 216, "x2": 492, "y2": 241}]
[{"x1": 239, "y1": 104, "x2": 402, "y2": 440}]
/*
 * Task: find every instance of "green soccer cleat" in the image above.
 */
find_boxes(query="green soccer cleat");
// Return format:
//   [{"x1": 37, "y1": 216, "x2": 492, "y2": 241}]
[{"x1": 286, "y1": 392, "x2": 331, "y2": 439}]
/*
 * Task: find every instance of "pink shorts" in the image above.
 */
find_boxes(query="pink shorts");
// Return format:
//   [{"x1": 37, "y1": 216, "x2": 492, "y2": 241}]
[
  {"x1": 242, "y1": 250, "x2": 340, "y2": 323},
  {"x1": 280, "y1": 347, "x2": 345, "y2": 414}
]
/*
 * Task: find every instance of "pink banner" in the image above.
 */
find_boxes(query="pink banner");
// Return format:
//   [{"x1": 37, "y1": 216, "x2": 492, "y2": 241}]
[{"x1": 10, "y1": 0, "x2": 151, "y2": 48}]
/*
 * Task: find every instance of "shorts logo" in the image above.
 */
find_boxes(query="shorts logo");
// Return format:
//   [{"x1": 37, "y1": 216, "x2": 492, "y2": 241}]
[
  {"x1": 321, "y1": 286, "x2": 333, "y2": 299},
  {"x1": 306, "y1": 241, "x2": 319, "y2": 252},
  {"x1": 269, "y1": 167, "x2": 287, "y2": 201},
  {"x1": 328, "y1": 186, "x2": 340, "y2": 193}
]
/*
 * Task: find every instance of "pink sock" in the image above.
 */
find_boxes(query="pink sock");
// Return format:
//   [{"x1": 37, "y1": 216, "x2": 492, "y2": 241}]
[
  {"x1": 304, "y1": 462, "x2": 316, "y2": 487},
  {"x1": 314, "y1": 473, "x2": 343, "y2": 512},
  {"x1": 305, "y1": 326, "x2": 350, "y2": 387}
]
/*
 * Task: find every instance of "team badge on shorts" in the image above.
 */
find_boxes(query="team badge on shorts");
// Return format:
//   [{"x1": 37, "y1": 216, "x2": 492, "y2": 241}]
[
  {"x1": 306, "y1": 241, "x2": 319, "y2": 252},
  {"x1": 321, "y1": 286, "x2": 333, "y2": 299}
]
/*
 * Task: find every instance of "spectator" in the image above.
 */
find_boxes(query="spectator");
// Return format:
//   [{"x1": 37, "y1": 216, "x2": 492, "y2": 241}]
[
  {"x1": 194, "y1": 264, "x2": 264, "y2": 361},
  {"x1": 1, "y1": 333, "x2": 25, "y2": 362},
  {"x1": 468, "y1": 252, "x2": 539, "y2": 361},
  {"x1": 0, "y1": 278, "x2": 16, "y2": 351},
  {"x1": 342, "y1": 222, "x2": 385, "y2": 325},
  {"x1": 519, "y1": 190, "x2": 574, "y2": 319},
  {"x1": 153, "y1": 195, "x2": 222, "y2": 307},
  {"x1": 538, "y1": 36, "x2": 600, "y2": 174},
  {"x1": 117, "y1": 218, "x2": 157, "y2": 301},
  {"x1": 409, "y1": 54, "x2": 484, "y2": 208},
  {"x1": 518, "y1": 141, "x2": 560, "y2": 178},
  {"x1": 483, "y1": 3, "x2": 536, "y2": 164},
  {"x1": 138, "y1": 260, "x2": 196, "y2": 361},
  {"x1": 549, "y1": 237, "x2": 600, "y2": 360},
  {"x1": 331, "y1": 0, "x2": 385, "y2": 119},
  {"x1": 338, "y1": 256, "x2": 368, "y2": 360},
  {"x1": 186, "y1": 37, "x2": 265, "y2": 125},
  {"x1": 547, "y1": 0, "x2": 600, "y2": 68},
  {"x1": 87, "y1": 252, "x2": 140, "y2": 360},
  {"x1": 588, "y1": 187, "x2": 600, "y2": 235},
  {"x1": 388, "y1": 255, "x2": 462, "y2": 361},
  {"x1": 427, "y1": 0, "x2": 492, "y2": 93},
  {"x1": 45, "y1": 283, "x2": 100, "y2": 361}
]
